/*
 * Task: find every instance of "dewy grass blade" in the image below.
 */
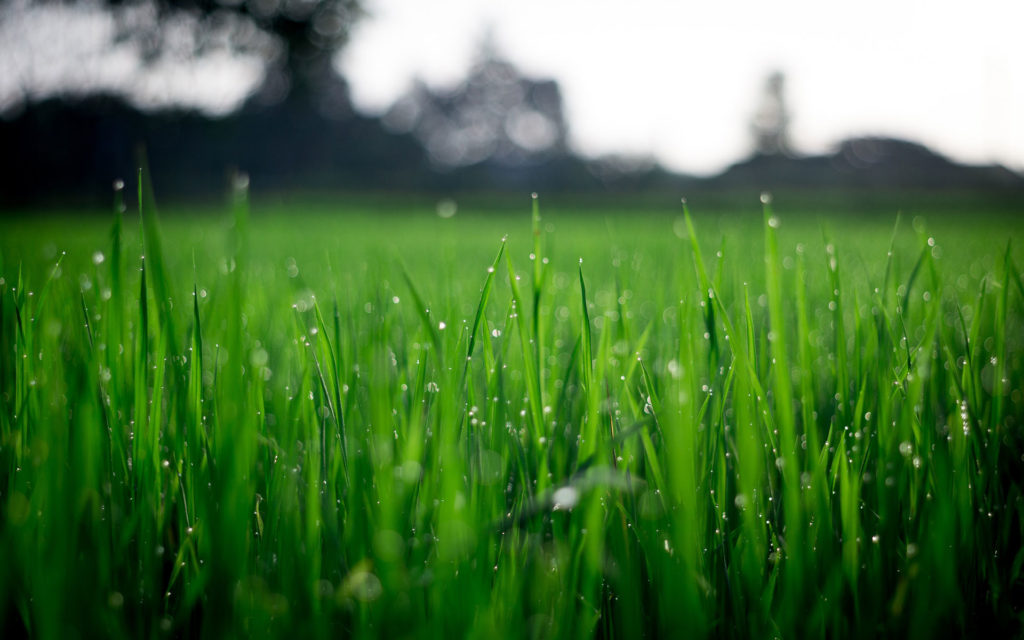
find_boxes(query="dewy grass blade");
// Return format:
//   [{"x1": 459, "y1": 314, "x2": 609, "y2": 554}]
[
  {"x1": 507, "y1": 253, "x2": 544, "y2": 453},
  {"x1": 401, "y1": 264, "x2": 442, "y2": 357},
  {"x1": 577, "y1": 259, "x2": 599, "y2": 462},
  {"x1": 762, "y1": 196, "x2": 804, "y2": 625},
  {"x1": 682, "y1": 198, "x2": 711, "y2": 293},
  {"x1": 991, "y1": 244, "x2": 1010, "y2": 432},
  {"x1": 188, "y1": 279, "x2": 208, "y2": 484},
  {"x1": 465, "y1": 236, "x2": 506, "y2": 382},
  {"x1": 531, "y1": 193, "x2": 545, "y2": 341},
  {"x1": 136, "y1": 167, "x2": 178, "y2": 353},
  {"x1": 313, "y1": 297, "x2": 348, "y2": 475}
]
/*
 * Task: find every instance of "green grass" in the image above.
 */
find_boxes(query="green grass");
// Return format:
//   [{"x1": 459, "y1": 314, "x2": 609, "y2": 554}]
[{"x1": 1, "y1": 187, "x2": 1023, "y2": 639}]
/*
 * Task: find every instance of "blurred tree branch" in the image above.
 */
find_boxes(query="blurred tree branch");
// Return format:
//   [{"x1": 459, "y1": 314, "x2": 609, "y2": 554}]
[{"x1": 1, "y1": 0, "x2": 365, "y2": 110}]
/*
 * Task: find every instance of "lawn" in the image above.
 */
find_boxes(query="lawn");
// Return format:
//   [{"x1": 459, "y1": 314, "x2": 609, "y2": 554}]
[{"x1": 1, "y1": 187, "x2": 1022, "y2": 638}]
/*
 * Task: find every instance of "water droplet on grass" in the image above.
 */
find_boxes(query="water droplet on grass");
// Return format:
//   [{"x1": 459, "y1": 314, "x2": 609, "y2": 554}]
[
  {"x1": 552, "y1": 486, "x2": 579, "y2": 511},
  {"x1": 436, "y1": 198, "x2": 457, "y2": 218}
]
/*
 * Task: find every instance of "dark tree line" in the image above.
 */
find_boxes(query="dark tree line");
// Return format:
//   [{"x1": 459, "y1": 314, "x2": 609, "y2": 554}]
[
  {"x1": 0, "y1": 2, "x2": 608, "y2": 205},
  {"x1": 1, "y1": 2, "x2": 1020, "y2": 207},
  {"x1": 72, "y1": 0, "x2": 362, "y2": 108}
]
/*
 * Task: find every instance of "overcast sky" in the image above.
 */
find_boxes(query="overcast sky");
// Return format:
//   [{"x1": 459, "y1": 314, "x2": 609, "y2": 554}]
[{"x1": 340, "y1": 0, "x2": 1024, "y2": 175}]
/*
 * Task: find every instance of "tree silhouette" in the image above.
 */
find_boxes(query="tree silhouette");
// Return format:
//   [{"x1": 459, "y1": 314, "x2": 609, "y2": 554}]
[
  {"x1": 1, "y1": 0, "x2": 364, "y2": 111},
  {"x1": 384, "y1": 39, "x2": 570, "y2": 167},
  {"x1": 750, "y1": 71, "x2": 792, "y2": 156}
]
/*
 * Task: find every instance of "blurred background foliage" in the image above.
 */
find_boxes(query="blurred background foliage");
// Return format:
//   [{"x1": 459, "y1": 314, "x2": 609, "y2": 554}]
[{"x1": 0, "y1": 0, "x2": 1022, "y2": 208}]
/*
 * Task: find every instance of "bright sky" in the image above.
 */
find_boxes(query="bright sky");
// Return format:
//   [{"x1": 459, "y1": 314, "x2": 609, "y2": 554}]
[
  {"x1": 0, "y1": 2, "x2": 265, "y2": 116},
  {"x1": 340, "y1": 0, "x2": 1024, "y2": 175}
]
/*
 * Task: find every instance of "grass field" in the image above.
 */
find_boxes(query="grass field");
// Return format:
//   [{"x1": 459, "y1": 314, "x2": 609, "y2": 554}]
[{"x1": 1, "y1": 186, "x2": 1023, "y2": 639}]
